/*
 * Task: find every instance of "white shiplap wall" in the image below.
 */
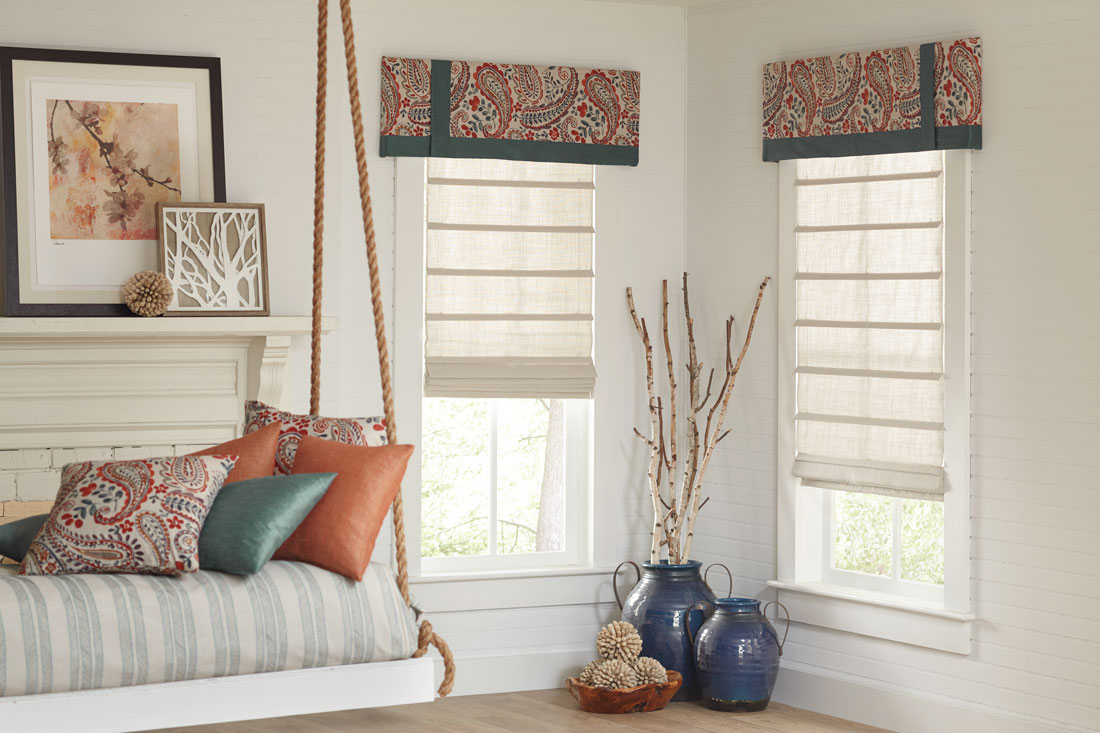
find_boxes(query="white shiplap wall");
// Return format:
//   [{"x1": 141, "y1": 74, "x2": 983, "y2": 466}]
[{"x1": 685, "y1": 1, "x2": 1100, "y2": 731}]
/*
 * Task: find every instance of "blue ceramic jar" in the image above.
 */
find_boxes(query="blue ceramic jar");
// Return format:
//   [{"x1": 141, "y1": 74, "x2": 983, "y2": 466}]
[
  {"x1": 615, "y1": 560, "x2": 728, "y2": 701},
  {"x1": 691, "y1": 597, "x2": 789, "y2": 712}
]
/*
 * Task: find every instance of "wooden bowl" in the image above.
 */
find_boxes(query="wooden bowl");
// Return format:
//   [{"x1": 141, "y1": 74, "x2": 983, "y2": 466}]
[{"x1": 565, "y1": 670, "x2": 682, "y2": 714}]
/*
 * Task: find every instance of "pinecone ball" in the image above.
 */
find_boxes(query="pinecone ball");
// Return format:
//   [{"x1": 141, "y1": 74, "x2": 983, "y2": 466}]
[
  {"x1": 596, "y1": 620, "x2": 643, "y2": 662},
  {"x1": 588, "y1": 658, "x2": 638, "y2": 689},
  {"x1": 632, "y1": 656, "x2": 668, "y2": 685},
  {"x1": 122, "y1": 270, "x2": 173, "y2": 317},
  {"x1": 578, "y1": 660, "x2": 601, "y2": 685}
]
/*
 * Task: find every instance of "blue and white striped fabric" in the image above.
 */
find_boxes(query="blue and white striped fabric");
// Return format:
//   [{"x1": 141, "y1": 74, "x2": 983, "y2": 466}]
[{"x1": 0, "y1": 561, "x2": 418, "y2": 697}]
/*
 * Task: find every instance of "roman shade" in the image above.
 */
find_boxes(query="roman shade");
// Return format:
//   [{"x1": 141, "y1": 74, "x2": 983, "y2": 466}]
[
  {"x1": 792, "y1": 151, "x2": 946, "y2": 500},
  {"x1": 763, "y1": 37, "x2": 981, "y2": 161},
  {"x1": 424, "y1": 158, "x2": 596, "y2": 398},
  {"x1": 380, "y1": 57, "x2": 640, "y2": 166}
]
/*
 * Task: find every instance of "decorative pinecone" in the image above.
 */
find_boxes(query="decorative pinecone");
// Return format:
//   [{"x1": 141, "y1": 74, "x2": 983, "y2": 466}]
[
  {"x1": 578, "y1": 660, "x2": 601, "y2": 685},
  {"x1": 122, "y1": 270, "x2": 173, "y2": 317},
  {"x1": 596, "y1": 620, "x2": 643, "y2": 662},
  {"x1": 632, "y1": 656, "x2": 668, "y2": 685},
  {"x1": 587, "y1": 658, "x2": 638, "y2": 689}
]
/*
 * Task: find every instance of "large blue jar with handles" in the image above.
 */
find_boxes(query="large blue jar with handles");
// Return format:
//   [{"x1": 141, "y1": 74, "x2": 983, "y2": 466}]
[
  {"x1": 614, "y1": 560, "x2": 730, "y2": 702},
  {"x1": 689, "y1": 597, "x2": 790, "y2": 712}
]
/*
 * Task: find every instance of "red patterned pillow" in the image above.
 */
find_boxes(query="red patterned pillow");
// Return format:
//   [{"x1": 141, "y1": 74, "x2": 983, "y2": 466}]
[
  {"x1": 19, "y1": 455, "x2": 237, "y2": 577},
  {"x1": 243, "y1": 399, "x2": 386, "y2": 475}
]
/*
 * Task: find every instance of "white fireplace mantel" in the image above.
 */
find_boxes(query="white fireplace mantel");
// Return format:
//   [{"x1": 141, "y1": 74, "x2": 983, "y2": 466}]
[{"x1": 0, "y1": 316, "x2": 336, "y2": 453}]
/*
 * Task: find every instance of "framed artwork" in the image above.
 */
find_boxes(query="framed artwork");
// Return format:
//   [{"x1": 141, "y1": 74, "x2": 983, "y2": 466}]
[
  {"x1": 0, "y1": 46, "x2": 225, "y2": 316},
  {"x1": 157, "y1": 202, "x2": 269, "y2": 316}
]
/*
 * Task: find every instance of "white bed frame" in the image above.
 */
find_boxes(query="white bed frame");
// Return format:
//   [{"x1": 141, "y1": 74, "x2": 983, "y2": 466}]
[{"x1": 0, "y1": 657, "x2": 435, "y2": 732}]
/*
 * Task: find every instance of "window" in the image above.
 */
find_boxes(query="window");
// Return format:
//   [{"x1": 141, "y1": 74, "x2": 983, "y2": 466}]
[
  {"x1": 774, "y1": 150, "x2": 971, "y2": 650},
  {"x1": 417, "y1": 159, "x2": 594, "y2": 573}
]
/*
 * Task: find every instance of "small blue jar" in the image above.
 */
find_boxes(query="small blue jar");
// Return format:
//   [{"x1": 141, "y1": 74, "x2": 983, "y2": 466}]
[{"x1": 691, "y1": 597, "x2": 789, "y2": 712}]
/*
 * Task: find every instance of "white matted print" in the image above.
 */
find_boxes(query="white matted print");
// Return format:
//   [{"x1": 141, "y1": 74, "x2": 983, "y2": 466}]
[
  {"x1": 1, "y1": 48, "x2": 223, "y2": 315},
  {"x1": 157, "y1": 203, "x2": 269, "y2": 316}
]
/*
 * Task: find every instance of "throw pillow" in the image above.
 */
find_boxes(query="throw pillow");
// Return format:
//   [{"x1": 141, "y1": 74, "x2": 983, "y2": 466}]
[
  {"x1": 273, "y1": 436, "x2": 413, "y2": 581},
  {"x1": 191, "y1": 422, "x2": 281, "y2": 483},
  {"x1": 20, "y1": 455, "x2": 237, "y2": 576},
  {"x1": 244, "y1": 399, "x2": 387, "y2": 475},
  {"x1": 198, "y1": 472, "x2": 335, "y2": 575},
  {"x1": 0, "y1": 514, "x2": 48, "y2": 562}
]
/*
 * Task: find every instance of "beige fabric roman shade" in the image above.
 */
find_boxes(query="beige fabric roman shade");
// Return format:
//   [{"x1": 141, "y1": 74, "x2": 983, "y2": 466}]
[
  {"x1": 792, "y1": 151, "x2": 946, "y2": 500},
  {"x1": 424, "y1": 158, "x2": 596, "y2": 398}
]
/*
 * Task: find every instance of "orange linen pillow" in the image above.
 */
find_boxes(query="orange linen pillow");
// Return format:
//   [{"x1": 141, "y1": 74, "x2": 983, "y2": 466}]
[
  {"x1": 274, "y1": 435, "x2": 413, "y2": 581},
  {"x1": 191, "y1": 422, "x2": 281, "y2": 483}
]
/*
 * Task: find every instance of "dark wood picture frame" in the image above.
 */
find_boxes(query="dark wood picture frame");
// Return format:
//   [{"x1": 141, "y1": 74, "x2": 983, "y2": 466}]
[
  {"x1": 156, "y1": 202, "x2": 270, "y2": 317},
  {"x1": 0, "y1": 46, "x2": 226, "y2": 316}
]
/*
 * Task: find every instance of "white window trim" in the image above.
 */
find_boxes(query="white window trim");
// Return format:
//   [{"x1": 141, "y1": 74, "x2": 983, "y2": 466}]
[
  {"x1": 393, "y1": 157, "x2": 595, "y2": 585},
  {"x1": 418, "y1": 399, "x2": 589, "y2": 574},
  {"x1": 772, "y1": 150, "x2": 973, "y2": 654}
]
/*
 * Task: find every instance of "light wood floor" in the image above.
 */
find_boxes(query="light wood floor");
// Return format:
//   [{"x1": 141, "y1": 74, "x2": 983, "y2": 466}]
[{"x1": 156, "y1": 688, "x2": 886, "y2": 732}]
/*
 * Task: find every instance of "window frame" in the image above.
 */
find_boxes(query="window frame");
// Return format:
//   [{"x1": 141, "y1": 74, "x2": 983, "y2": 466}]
[
  {"x1": 771, "y1": 150, "x2": 973, "y2": 654},
  {"x1": 419, "y1": 397, "x2": 589, "y2": 574},
  {"x1": 393, "y1": 157, "x2": 594, "y2": 580},
  {"x1": 820, "y1": 491, "x2": 943, "y2": 603}
]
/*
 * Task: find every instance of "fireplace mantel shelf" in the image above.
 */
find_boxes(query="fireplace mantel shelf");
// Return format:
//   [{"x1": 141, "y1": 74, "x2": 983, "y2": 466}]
[{"x1": 0, "y1": 315, "x2": 337, "y2": 338}]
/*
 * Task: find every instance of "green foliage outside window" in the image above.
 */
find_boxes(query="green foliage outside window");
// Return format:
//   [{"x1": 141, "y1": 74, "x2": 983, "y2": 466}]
[{"x1": 832, "y1": 491, "x2": 944, "y2": 586}]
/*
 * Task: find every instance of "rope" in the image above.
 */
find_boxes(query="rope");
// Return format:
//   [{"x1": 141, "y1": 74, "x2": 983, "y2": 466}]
[
  {"x1": 305, "y1": 0, "x2": 456, "y2": 698},
  {"x1": 308, "y1": 0, "x2": 327, "y2": 416},
  {"x1": 413, "y1": 620, "x2": 456, "y2": 697}
]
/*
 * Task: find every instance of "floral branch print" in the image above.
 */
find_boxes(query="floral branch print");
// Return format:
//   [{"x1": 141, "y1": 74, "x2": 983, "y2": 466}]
[
  {"x1": 57, "y1": 100, "x2": 181, "y2": 231},
  {"x1": 47, "y1": 101, "x2": 70, "y2": 175}
]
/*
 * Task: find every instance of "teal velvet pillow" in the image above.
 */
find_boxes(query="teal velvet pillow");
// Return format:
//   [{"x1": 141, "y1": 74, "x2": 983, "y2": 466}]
[
  {"x1": 198, "y1": 473, "x2": 335, "y2": 575},
  {"x1": 0, "y1": 514, "x2": 48, "y2": 562}
]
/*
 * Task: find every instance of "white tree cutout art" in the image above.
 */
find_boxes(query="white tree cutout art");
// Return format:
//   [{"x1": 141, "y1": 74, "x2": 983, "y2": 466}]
[{"x1": 158, "y1": 204, "x2": 269, "y2": 315}]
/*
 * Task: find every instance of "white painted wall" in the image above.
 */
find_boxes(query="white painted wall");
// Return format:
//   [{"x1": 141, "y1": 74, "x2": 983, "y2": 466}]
[
  {"x1": 685, "y1": 1, "x2": 1100, "y2": 731},
  {"x1": 0, "y1": 0, "x2": 688, "y2": 697}
]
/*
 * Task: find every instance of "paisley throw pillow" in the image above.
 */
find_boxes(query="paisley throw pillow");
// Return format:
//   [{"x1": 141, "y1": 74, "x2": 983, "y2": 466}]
[
  {"x1": 19, "y1": 455, "x2": 237, "y2": 577},
  {"x1": 243, "y1": 399, "x2": 386, "y2": 475}
]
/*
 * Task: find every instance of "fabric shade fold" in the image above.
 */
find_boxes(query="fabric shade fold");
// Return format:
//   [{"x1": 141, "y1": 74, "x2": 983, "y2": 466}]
[
  {"x1": 792, "y1": 152, "x2": 947, "y2": 501},
  {"x1": 423, "y1": 158, "x2": 596, "y2": 398}
]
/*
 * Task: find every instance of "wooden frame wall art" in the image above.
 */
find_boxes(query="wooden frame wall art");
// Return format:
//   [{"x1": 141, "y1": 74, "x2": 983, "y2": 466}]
[
  {"x1": 157, "y1": 202, "x2": 269, "y2": 316},
  {"x1": 0, "y1": 46, "x2": 225, "y2": 316}
]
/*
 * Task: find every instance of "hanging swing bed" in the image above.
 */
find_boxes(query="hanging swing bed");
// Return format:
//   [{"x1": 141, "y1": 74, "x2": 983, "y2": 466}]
[{"x1": 0, "y1": 0, "x2": 453, "y2": 729}]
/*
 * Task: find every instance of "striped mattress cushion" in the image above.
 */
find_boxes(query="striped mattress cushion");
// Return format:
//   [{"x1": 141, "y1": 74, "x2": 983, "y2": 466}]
[{"x1": 0, "y1": 560, "x2": 418, "y2": 697}]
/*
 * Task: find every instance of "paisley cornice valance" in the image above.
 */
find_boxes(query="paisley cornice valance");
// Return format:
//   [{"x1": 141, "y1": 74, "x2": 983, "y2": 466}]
[
  {"x1": 762, "y1": 37, "x2": 981, "y2": 161},
  {"x1": 379, "y1": 57, "x2": 641, "y2": 166}
]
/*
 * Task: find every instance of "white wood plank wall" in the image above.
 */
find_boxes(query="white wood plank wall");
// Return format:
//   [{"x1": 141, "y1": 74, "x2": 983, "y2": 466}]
[{"x1": 685, "y1": 1, "x2": 1100, "y2": 731}]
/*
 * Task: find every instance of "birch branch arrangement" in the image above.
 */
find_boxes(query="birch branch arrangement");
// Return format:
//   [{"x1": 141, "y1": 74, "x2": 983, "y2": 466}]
[{"x1": 627, "y1": 273, "x2": 770, "y2": 564}]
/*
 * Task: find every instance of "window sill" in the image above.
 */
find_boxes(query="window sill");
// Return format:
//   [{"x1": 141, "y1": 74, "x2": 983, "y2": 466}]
[
  {"x1": 411, "y1": 566, "x2": 617, "y2": 614},
  {"x1": 767, "y1": 580, "x2": 973, "y2": 654}
]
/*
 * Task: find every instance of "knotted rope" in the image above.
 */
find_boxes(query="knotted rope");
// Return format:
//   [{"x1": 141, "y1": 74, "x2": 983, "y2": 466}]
[{"x1": 308, "y1": 0, "x2": 456, "y2": 698}]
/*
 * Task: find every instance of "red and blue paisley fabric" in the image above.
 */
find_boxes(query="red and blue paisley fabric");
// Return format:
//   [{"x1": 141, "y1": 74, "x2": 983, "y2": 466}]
[
  {"x1": 243, "y1": 400, "x2": 386, "y2": 475},
  {"x1": 380, "y1": 56, "x2": 641, "y2": 149},
  {"x1": 20, "y1": 455, "x2": 236, "y2": 577},
  {"x1": 762, "y1": 37, "x2": 981, "y2": 141},
  {"x1": 380, "y1": 56, "x2": 432, "y2": 140},
  {"x1": 450, "y1": 61, "x2": 639, "y2": 147}
]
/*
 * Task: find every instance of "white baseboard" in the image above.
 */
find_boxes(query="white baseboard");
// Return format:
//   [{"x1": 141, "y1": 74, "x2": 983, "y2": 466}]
[
  {"x1": 432, "y1": 645, "x2": 592, "y2": 697},
  {"x1": 772, "y1": 661, "x2": 1078, "y2": 733},
  {"x1": 0, "y1": 658, "x2": 434, "y2": 733},
  {"x1": 433, "y1": 649, "x2": 1083, "y2": 733}
]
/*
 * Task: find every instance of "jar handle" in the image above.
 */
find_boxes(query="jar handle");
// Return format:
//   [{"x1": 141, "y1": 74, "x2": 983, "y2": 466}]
[
  {"x1": 612, "y1": 561, "x2": 642, "y2": 611},
  {"x1": 762, "y1": 600, "x2": 790, "y2": 655},
  {"x1": 684, "y1": 600, "x2": 713, "y2": 647},
  {"x1": 704, "y1": 562, "x2": 733, "y2": 598}
]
